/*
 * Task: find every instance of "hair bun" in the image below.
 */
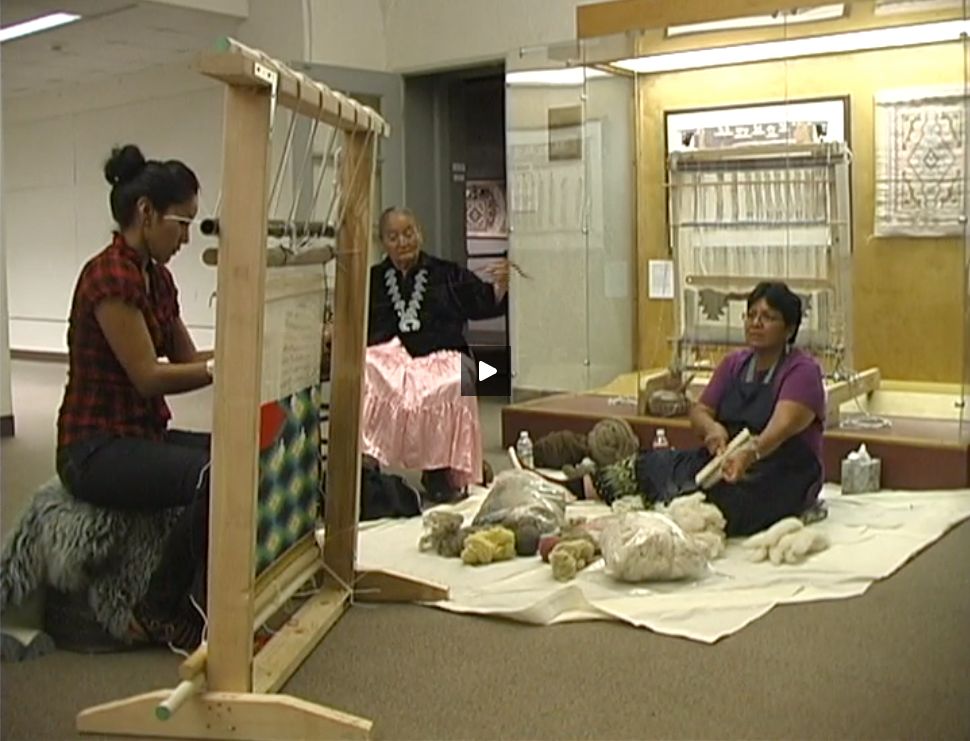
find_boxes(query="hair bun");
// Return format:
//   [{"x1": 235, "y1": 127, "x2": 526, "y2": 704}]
[{"x1": 104, "y1": 145, "x2": 147, "y2": 186}]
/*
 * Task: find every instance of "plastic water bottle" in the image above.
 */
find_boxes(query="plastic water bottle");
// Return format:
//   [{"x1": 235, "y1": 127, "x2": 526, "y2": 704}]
[
  {"x1": 516, "y1": 430, "x2": 535, "y2": 468},
  {"x1": 652, "y1": 428, "x2": 670, "y2": 451}
]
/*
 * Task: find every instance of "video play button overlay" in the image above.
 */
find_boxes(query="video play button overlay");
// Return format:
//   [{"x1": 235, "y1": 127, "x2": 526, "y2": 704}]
[
  {"x1": 478, "y1": 360, "x2": 498, "y2": 382},
  {"x1": 461, "y1": 347, "x2": 511, "y2": 398}
]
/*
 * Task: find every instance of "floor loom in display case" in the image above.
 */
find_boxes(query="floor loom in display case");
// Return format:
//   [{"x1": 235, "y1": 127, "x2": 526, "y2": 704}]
[
  {"x1": 76, "y1": 38, "x2": 445, "y2": 740},
  {"x1": 669, "y1": 142, "x2": 854, "y2": 375},
  {"x1": 643, "y1": 142, "x2": 881, "y2": 423}
]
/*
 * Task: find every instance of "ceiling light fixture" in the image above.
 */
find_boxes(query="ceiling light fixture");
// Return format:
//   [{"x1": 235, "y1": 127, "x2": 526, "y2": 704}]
[
  {"x1": 666, "y1": 4, "x2": 846, "y2": 37},
  {"x1": 614, "y1": 18, "x2": 969, "y2": 74},
  {"x1": 0, "y1": 12, "x2": 81, "y2": 43},
  {"x1": 506, "y1": 67, "x2": 611, "y2": 86}
]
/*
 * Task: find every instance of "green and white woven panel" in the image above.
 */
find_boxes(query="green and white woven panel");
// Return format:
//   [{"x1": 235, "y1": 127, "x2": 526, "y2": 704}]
[{"x1": 255, "y1": 384, "x2": 322, "y2": 574}]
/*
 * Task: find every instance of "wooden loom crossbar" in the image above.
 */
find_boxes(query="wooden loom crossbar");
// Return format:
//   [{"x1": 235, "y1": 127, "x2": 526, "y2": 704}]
[
  {"x1": 77, "y1": 37, "x2": 445, "y2": 741},
  {"x1": 636, "y1": 366, "x2": 882, "y2": 427}
]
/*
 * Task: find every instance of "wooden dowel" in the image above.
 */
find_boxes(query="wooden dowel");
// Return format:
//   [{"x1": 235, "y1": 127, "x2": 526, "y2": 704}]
[
  {"x1": 253, "y1": 561, "x2": 322, "y2": 630},
  {"x1": 155, "y1": 674, "x2": 204, "y2": 721},
  {"x1": 201, "y1": 217, "x2": 335, "y2": 239},
  {"x1": 253, "y1": 538, "x2": 319, "y2": 613},
  {"x1": 202, "y1": 245, "x2": 335, "y2": 267},
  {"x1": 178, "y1": 644, "x2": 208, "y2": 682},
  {"x1": 695, "y1": 428, "x2": 753, "y2": 489}
]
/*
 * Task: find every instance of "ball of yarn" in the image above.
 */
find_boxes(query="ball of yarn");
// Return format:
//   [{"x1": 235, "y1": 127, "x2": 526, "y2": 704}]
[
  {"x1": 514, "y1": 522, "x2": 541, "y2": 556},
  {"x1": 533, "y1": 430, "x2": 590, "y2": 469},
  {"x1": 440, "y1": 525, "x2": 484, "y2": 558},
  {"x1": 418, "y1": 511, "x2": 464, "y2": 555},
  {"x1": 538, "y1": 534, "x2": 561, "y2": 562},
  {"x1": 648, "y1": 389, "x2": 689, "y2": 418},
  {"x1": 550, "y1": 539, "x2": 597, "y2": 581},
  {"x1": 461, "y1": 526, "x2": 516, "y2": 565},
  {"x1": 588, "y1": 417, "x2": 639, "y2": 467}
]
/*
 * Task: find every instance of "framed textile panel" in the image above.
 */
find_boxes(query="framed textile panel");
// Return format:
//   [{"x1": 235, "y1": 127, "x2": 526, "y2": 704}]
[
  {"x1": 875, "y1": 87, "x2": 965, "y2": 237},
  {"x1": 465, "y1": 179, "x2": 509, "y2": 238}
]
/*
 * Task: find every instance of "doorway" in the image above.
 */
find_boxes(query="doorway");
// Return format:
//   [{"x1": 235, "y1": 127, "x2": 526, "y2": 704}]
[{"x1": 404, "y1": 64, "x2": 510, "y2": 395}]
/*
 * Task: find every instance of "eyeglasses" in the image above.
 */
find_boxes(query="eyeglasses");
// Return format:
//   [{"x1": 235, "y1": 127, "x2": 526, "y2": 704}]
[
  {"x1": 163, "y1": 215, "x2": 196, "y2": 226},
  {"x1": 743, "y1": 310, "x2": 784, "y2": 325}
]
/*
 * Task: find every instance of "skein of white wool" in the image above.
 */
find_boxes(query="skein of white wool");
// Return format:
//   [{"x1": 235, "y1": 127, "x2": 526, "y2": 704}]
[
  {"x1": 742, "y1": 516, "x2": 829, "y2": 565},
  {"x1": 770, "y1": 528, "x2": 829, "y2": 564},
  {"x1": 610, "y1": 495, "x2": 646, "y2": 514},
  {"x1": 600, "y1": 511, "x2": 710, "y2": 583},
  {"x1": 658, "y1": 493, "x2": 727, "y2": 559}
]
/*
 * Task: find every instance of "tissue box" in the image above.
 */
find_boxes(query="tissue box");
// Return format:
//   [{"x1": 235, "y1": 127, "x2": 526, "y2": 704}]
[{"x1": 841, "y1": 457, "x2": 881, "y2": 494}]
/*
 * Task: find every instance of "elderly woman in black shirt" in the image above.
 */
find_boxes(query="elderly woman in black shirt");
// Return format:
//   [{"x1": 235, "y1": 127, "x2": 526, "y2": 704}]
[{"x1": 363, "y1": 207, "x2": 508, "y2": 502}]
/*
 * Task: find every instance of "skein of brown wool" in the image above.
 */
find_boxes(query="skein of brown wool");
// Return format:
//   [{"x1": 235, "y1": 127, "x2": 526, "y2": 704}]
[
  {"x1": 588, "y1": 417, "x2": 639, "y2": 466},
  {"x1": 533, "y1": 430, "x2": 590, "y2": 469}
]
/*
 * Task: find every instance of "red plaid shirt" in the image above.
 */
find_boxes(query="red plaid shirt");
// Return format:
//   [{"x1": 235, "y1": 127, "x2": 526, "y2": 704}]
[{"x1": 57, "y1": 234, "x2": 179, "y2": 448}]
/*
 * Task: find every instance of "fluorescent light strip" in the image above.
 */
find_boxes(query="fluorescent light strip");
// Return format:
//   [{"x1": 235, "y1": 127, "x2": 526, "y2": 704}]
[
  {"x1": 615, "y1": 19, "x2": 970, "y2": 74},
  {"x1": 667, "y1": 4, "x2": 846, "y2": 37},
  {"x1": 875, "y1": 0, "x2": 962, "y2": 16},
  {"x1": 506, "y1": 67, "x2": 611, "y2": 86},
  {"x1": 0, "y1": 12, "x2": 81, "y2": 43}
]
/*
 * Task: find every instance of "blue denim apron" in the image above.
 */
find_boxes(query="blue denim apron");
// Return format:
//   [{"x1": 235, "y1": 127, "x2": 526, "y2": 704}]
[{"x1": 637, "y1": 352, "x2": 821, "y2": 536}]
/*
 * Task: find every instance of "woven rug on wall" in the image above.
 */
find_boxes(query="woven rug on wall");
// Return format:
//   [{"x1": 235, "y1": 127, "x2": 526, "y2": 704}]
[{"x1": 874, "y1": 87, "x2": 965, "y2": 237}]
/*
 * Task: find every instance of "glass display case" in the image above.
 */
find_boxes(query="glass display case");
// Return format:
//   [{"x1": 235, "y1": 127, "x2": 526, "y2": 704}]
[
  {"x1": 505, "y1": 34, "x2": 637, "y2": 394},
  {"x1": 503, "y1": 0, "x2": 970, "y2": 484}
]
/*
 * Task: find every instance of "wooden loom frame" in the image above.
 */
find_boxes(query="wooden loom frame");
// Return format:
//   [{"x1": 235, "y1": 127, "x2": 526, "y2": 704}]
[{"x1": 77, "y1": 38, "x2": 446, "y2": 740}]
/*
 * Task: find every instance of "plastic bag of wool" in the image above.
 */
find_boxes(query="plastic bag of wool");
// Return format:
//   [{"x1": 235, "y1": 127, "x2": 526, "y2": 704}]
[
  {"x1": 472, "y1": 469, "x2": 569, "y2": 535},
  {"x1": 600, "y1": 511, "x2": 712, "y2": 583}
]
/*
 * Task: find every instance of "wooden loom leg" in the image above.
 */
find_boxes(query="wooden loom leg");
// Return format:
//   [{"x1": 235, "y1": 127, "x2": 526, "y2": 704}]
[
  {"x1": 207, "y1": 84, "x2": 271, "y2": 691},
  {"x1": 252, "y1": 587, "x2": 350, "y2": 694},
  {"x1": 77, "y1": 691, "x2": 372, "y2": 740},
  {"x1": 354, "y1": 569, "x2": 449, "y2": 603},
  {"x1": 323, "y1": 130, "x2": 375, "y2": 586}
]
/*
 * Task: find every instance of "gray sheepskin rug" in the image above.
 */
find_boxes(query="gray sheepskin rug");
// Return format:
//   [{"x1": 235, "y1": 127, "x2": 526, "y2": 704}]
[{"x1": 1, "y1": 477, "x2": 179, "y2": 640}]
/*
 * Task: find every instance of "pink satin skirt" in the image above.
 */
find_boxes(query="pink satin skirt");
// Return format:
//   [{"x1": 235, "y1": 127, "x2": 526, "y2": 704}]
[{"x1": 361, "y1": 338, "x2": 482, "y2": 488}]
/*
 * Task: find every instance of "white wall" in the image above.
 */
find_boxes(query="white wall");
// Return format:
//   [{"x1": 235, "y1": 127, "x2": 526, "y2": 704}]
[
  {"x1": 1, "y1": 0, "x2": 311, "y2": 354},
  {"x1": 147, "y1": 0, "x2": 594, "y2": 74},
  {"x1": 2, "y1": 63, "x2": 300, "y2": 353},
  {"x1": 149, "y1": 0, "x2": 249, "y2": 17},
  {"x1": 0, "y1": 88, "x2": 13, "y2": 422},
  {"x1": 304, "y1": 0, "x2": 590, "y2": 72},
  {"x1": 237, "y1": 0, "x2": 306, "y2": 62},
  {"x1": 380, "y1": 0, "x2": 587, "y2": 72},
  {"x1": 0, "y1": 243, "x2": 11, "y2": 421},
  {"x1": 2, "y1": 0, "x2": 600, "y2": 354},
  {"x1": 3, "y1": 67, "x2": 225, "y2": 352},
  {"x1": 307, "y1": 0, "x2": 388, "y2": 70}
]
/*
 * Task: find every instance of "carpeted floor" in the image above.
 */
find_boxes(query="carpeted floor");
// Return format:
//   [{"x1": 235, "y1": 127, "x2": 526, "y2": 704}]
[{"x1": 2, "y1": 358, "x2": 970, "y2": 740}]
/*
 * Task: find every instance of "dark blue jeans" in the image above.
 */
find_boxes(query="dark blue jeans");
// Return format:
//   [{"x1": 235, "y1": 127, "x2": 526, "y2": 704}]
[
  {"x1": 57, "y1": 431, "x2": 210, "y2": 623},
  {"x1": 634, "y1": 447, "x2": 818, "y2": 537}
]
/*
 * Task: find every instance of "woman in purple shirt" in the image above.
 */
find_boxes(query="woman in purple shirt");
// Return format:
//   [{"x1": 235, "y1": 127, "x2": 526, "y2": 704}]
[{"x1": 586, "y1": 282, "x2": 826, "y2": 536}]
